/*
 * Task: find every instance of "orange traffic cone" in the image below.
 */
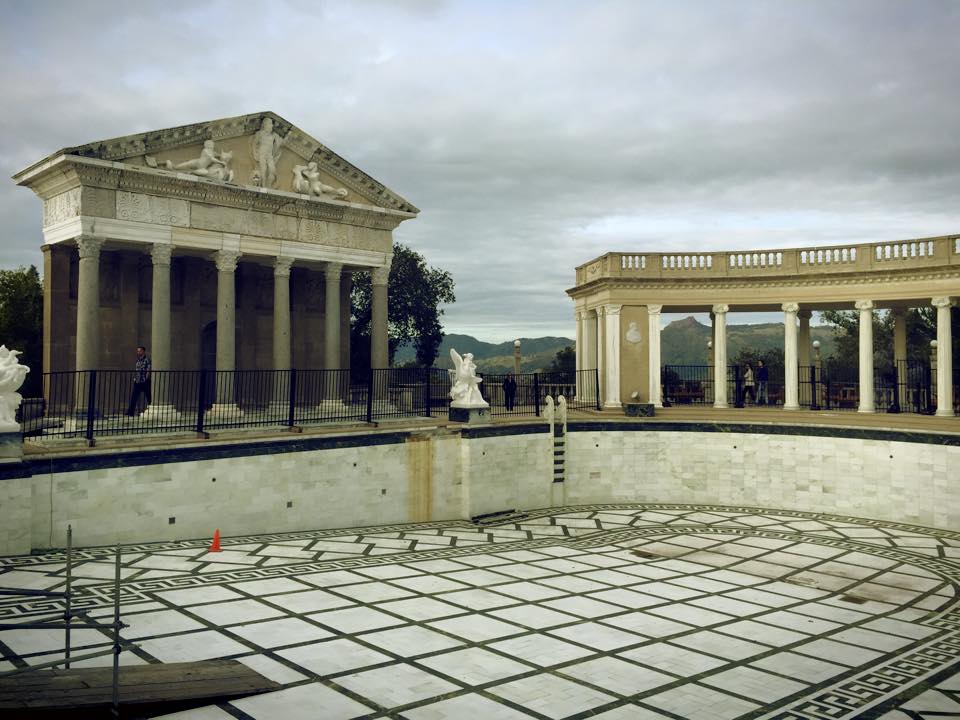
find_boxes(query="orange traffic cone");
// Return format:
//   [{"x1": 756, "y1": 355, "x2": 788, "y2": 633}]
[{"x1": 209, "y1": 529, "x2": 222, "y2": 553}]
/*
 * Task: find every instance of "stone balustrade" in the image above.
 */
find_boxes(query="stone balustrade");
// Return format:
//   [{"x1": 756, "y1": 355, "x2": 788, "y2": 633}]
[{"x1": 577, "y1": 234, "x2": 959, "y2": 285}]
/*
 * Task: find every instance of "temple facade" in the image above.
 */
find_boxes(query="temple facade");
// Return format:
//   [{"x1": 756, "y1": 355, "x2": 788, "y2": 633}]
[
  {"x1": 568, "y1": 236, "x2": 959, "y2": 416},
  {"x1": 14, "y1": 111, "x2": 418, "y2": 378}
]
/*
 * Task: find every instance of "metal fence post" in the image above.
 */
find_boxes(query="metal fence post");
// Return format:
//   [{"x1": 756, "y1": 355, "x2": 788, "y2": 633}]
[
  {"x1": 196, "y1": 369, "x2": 206, "y2": 435},
  {"x1": 594, "y1": 369, "x2": 601, "y2": 410},
  {"x1": 824, "y1": 374, "x2": 831, "y2": 410},
  {"x1": 924, "y1": 363, "x2": 934, "y2": 414},
  {"x1": 809, "y1": 365, "x2": 819, "y2": 411},
  {"x1": 85, "y1": 370, "x2": 97, "y2": 445},
  {"x1": 366, "y1": 369, "x2": 375, "y2": 423},
  {"x1": 734, "y1": 365, "x2": 743, "y2": 408},
  {"x1": 534, "y1": 373, "x2": 541, "y2": 416},
  {"x1": 422, "y1": 368, "x2": 431, "y2": 418},
  {"x1": 287, "y1": 369, "x2": 297, "y2": 427},
  {"x1": 888, "y1": 365, "x2": 901, "y2": 413}
]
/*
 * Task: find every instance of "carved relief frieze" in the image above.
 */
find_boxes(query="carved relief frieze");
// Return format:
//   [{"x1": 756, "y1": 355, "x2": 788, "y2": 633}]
[
  {"x1": 43, "y1": 188, "x2": 81, "y2": 226},
  {"x1": 73, "y1": 165, "x2": 122, "y2": 190},
  {"x1": 191, "y1": 203, "x2": 246, "y2": 235},
  {"x1": 117, "y1": 191, "x2": 189, "y2": 226},
  {"x1": 80, "y1": 187, "x2": 115, "y2": 219}
]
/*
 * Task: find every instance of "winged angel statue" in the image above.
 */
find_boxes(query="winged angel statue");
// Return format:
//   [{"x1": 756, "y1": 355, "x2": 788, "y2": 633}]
[
  {"x1": 0, "y1": 346, "x2": 29, "y2": 429},
  {"x1": 449, "y1": 348, "x2": 489, "y2": 409}
]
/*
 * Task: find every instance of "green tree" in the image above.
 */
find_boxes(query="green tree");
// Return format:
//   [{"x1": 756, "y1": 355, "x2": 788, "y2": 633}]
[
  {"x1": 0, "y1": 266, "x2": 43, "y2": 396},
  {"x1": 351, "y1": 243, "x2": 455, "y2": 370},
  {"x1": 545, "y1": 345, "x2": 575, "y2": 374}
]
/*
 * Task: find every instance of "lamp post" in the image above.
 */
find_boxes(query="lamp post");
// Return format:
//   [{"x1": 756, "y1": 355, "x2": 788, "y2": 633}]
[
  {"x1": 929, "y1": 340, "x2": 938, "y2": 414},
  {"x1": 811, "y1": 340, "x2": 821, "y2": 410},
  {"x1": 707, "y1": 340, "x2": 714, "y2": 403}
]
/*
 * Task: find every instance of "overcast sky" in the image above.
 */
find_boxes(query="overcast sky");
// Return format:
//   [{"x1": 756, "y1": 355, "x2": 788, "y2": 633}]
[{"x1": 1, "y1": 1, "x2": 958, "y2": 341}]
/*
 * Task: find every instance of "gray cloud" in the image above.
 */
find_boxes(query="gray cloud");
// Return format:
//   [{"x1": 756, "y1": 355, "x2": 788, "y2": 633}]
[{"x1": 1, "y1": 0, "x2": 958, "y2": 340}]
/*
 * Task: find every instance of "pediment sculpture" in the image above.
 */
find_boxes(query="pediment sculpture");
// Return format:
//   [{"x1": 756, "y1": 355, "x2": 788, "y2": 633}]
[
  {"x1": 251, "y1": 117, "x2": 283, "y2": 188},
  {"x1": 145, "y1": 140, "x2": 235, "y2": 182},
  {"x1": 292, "y1": 162, "x2": 348, "y2": 199}
]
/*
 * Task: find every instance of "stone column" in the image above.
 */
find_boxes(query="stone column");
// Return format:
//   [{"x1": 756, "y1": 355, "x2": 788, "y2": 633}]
[
  {"x1": 75, "y1": 236, "x2": 104, "y2": 372},
  {"x1": 575, "y1": 310, "x2": 585, "y2": 399},
  {"x1": 213, "y1": 250, "x2": 241, "y2": 408},
  {"x1": 596, "y1": 307, "x2": 607, "y2": 401},
  {"x1": 148, "y1": 244, "x2": 173, "y2": 411},
  {"x1": 856, "y1": 299, "x2": 875, "y2": 413},
  {"x1": 933, "y1": 297, "x2": 954, "y2": 417},
  {"x1": 893, "y1": 308, "x2": 908, "y2": 409},
  {"x1": 324, "y1": 263, "x2": 343, "y2": 370},
  {"x1": 273, "y1": 257, "x2": 294, "y2": 403},
  {"x1": 370, "y1": 262, "x2": 391, "y2": 369},
  {"x1": 713, "y1": 304, "x2": 729, "y2": 408},
  {"x1": 783, "y1": 303, "x2": 800, "y2": 410},
  {"x1": 603, "y1": 304, "x2": 622, "y2": 408},
  {"x1": 648, "y1": 304, "x2": 662, "y2": 407},
  {"x1": 339, "y1": 272, "x2": 352, "y2": 372}
]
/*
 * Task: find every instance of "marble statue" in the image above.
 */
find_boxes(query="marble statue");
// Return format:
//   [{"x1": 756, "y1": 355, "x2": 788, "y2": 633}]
[
  {"x1": 0, "y1": 346, "x2": 28, "y2": 430},
  {"x1": 251, "y1": 117, "x2": 283, "y2": 188},
  {"x1": 146, "y1": 140, "x2": 235, "y2": 182},
  {"x1": 625, "y1": 321, "x2": 643, "y2": 344},
  {"x1": 292, "y1": 162, "x2": 349, "y2": 199},
  {"x1": 449, "y1": 348, "x2": 489, "y2": 408}
]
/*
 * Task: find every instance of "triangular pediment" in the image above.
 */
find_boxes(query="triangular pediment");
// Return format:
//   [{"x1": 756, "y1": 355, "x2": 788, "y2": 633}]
[{"x1": 48, "y1": 111, "x2": 418, "y2": 214}]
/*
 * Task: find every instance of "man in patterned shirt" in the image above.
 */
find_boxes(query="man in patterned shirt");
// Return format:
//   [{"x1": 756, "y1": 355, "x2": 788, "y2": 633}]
[{"x1": 125, "y1": 346, "x2": 151, "y2": 416}]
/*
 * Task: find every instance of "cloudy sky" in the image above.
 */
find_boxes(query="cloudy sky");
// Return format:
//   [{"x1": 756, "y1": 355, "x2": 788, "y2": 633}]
[{"x1": 1, "y1": 1, "x2": 958, "y2": 341}]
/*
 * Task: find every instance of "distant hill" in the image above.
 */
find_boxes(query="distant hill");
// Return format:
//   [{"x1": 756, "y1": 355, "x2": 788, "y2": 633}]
[
  {"x1": 394, "y1": 334, "x2": 574, "y2": 373},
  {"x1": 661, "y1": 317, "x2": 837, "y2": 365}
]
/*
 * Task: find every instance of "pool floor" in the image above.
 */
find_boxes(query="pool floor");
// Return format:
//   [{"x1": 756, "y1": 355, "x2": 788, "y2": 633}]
[{"x1": 1, "y1": 504, "x2": 958, "y2": 719}]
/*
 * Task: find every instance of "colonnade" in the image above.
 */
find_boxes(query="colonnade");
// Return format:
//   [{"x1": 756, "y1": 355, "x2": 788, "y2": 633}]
[
  {"x1": 577, "y1": 297, "x2": 955, "y2": 416},
  {"x1": 72, "y1": 236, "x2": 391, "y2": 394}
]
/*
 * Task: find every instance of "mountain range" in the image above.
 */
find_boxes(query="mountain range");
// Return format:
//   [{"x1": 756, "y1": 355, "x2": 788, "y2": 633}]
[{"x1": 395, "y1": 318, "x2": 839, "y2": 371}]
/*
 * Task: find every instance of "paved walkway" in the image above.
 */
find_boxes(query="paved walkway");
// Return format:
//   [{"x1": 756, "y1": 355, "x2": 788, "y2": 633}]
[{"x1": 1, "y1": 505, "x2": 958, "y2": 719}]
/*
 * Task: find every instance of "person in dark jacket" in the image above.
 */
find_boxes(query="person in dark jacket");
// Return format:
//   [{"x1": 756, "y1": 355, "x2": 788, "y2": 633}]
[
  {"x1": 756, "y1": 359, "x2": 769, "y2": 405},
  {"x1": 503, "y1": 373, "x2": 517, "y2": 411},
  {"x1": 125, "y1": 346, "x2": 151, "y2": 416}
]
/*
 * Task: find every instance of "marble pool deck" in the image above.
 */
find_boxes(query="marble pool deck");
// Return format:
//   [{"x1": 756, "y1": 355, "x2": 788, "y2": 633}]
[{"x1": 1, "y1": 505, "x2": 958, "y2": 719}]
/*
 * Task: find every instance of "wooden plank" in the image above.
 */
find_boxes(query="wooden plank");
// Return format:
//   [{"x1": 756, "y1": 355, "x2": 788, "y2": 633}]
[{"x1": 0, "y1": 660, "x2": 280, "y2": 710}]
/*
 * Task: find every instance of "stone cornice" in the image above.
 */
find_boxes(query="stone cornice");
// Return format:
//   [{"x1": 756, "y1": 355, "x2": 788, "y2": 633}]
[
  {"x1": 21, "y1": 155, "x2": 414, "y2": 232},
  {"x1": 567, "y1": 265, "x2": 960, "y2": 299}
]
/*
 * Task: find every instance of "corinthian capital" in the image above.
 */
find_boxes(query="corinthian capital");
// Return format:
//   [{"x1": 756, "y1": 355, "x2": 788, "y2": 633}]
[
  {"x1": 712, "y1": 303, "x2": 729, "y2": 315},
  {"x1": 324, "y1": 262, "x2": 344, "y2": 281},
  {"x1": 854, "y1": 299, "x2": 874, "y2": 312},
  {"x1": 150, "y1": 243, "x2": 173, "y2": 266},
  {"x1": 273, "y1": 257, "x2": 294, "y2": 277},
  {"x1": 782, "y1": 302, "x2": 799, "y2": 314},
  {"x1": 76, "y1": 236, "x2": 104, "y2": 260},
  {"x1": 647, "y1": 304, "x2": 663, "y2": 315},
  {"x1": 214, "y1": 250, "x2": 241, "y2": 273},
  {"x1": 932, "y1": 296, "x2": 954, "y2": 309}
]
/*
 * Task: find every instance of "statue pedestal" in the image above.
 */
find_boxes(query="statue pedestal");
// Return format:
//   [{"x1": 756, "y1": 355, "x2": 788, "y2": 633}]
[
  {"x1": 449, "y1": 406, "x2": 491, "y2": 425},
  {"x1": 624, "y1": 403, "x2": 655, "y2": 417},
  {"x1": 0, "y1": 430, "x2": 23, "y2": 460}
]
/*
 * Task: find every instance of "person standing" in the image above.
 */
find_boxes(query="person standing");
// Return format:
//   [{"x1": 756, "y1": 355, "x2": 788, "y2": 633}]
[
  {"x1": 756, "y1": 359, "x2": 769, "y2": 405},
  {"x1": 125, "y1": 346, "x2": 151, "y2": 416},
  {"x1": 503, "y1": 372, "x2": 517, "y2": 411},
  {"x1": 742, "y1": 363, "x2": 756, "y2": 406}
]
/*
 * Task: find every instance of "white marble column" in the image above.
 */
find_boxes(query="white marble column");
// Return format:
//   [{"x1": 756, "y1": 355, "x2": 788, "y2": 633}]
[
  {"x1": 272, "y1": 257, "x2": 294, "y2": 404},
  {"x1": 213, "y1": 250, "x2": 241, "y2": 409},
  {"x1": 370, "y1": 263, "x2": 391, "y2": 369},
  {"x1": 856, "y1": 299, "x2": 875, "y2": 413},
  {"x1": 713, "y1": 304, "x2": 729, "y2": 408},
  {"x1": 783, "y1": 302, "x2": 800, "y2": 410},
  {"x1": 648, "y1": 304, "x2": 662, "y2": 407},
  {"x1": 602, "y1": 304, "x2": 622, "y2": 408},
  {"x1": 586, "y1": 311, "x2": 598, "y2": 370},
  {"x1": 575, "y1": 310, "x2": 585, "y2": 399},
  {"x1": 892, "y1": 308, "x2": 907, "y2": 409},
  {"x1": 324, "y1": 263, "x2": 343, "y2": 370},
  {"x1": 145, "y1": 243, "x2": 174, "y2": 415},
  {"x1": 75, "y1": 236, "x2": 104, "y2": 372},
  {"x1": 933, "y1": 297, "x2": 954, "y2": 417}
]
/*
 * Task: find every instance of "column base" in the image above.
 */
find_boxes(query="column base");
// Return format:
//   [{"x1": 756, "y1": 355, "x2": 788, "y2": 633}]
[
  {"x1": 138, "y1": 404, "x2": 182, "y2": 423},
  {"x1": 206, "y1": 403, "x2": 244, "y2": 421},
  {"x1": 936, "y1": 408, "x2": 955, "y2": 417},
  {"x1": 782, "y1": 403, "x2": 800, "y2": 411},
  {"x1": 602, "y1": 401, "x2": 621, "y2": 409},
  {"x1": 857, "y1": 406, "x2": 875, "y2": 414},
  {"x1": 713, "y1": 402, "x2": 728, "y2": 409}
]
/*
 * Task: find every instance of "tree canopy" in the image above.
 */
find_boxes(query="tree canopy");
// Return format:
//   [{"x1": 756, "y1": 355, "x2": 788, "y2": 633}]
[
  {"x1": 351, "y1": 242, "x2": 455, "y2": 369},
  {"x1": 0, "y1": 266, "x2": 42, "y2": 395},
  {"x1": 545, "y1": 345, "x2": 575, "y2": 374}
]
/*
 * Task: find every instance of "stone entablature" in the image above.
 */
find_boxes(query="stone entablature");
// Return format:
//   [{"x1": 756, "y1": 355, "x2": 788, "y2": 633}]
[{"x1": 573, "y1": 235, "x2": 960, "y2": 306}]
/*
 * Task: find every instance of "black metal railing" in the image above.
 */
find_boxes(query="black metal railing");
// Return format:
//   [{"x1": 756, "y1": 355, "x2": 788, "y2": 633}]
[{"x1": 24, "y1": 367, "x2": 600, "y2": 441}]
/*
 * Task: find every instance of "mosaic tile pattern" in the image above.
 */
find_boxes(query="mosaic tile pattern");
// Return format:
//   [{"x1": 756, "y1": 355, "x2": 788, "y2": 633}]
[{"x1": 1, "y1": 504, "x2": 958, "y2": 719}]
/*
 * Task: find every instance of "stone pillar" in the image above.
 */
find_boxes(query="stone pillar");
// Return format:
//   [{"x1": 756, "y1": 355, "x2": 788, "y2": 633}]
[
  {"x1": 75, "y1": 236, "x2": 104, "y2": 372},
  {"x1": 324, "y1": 263, "x2": 343, "y2": 370},
  {"x1": 783, "y1": 303, "x2": 800, "y2": 410},
  {"x1": 596, "y1": 307, "x2": 607, "y2": 401},
  {"x1": 149, "y1": 244, "x2": 173, "y2": 409},
  {"x1": 339, "y1": 272, "x2": 352, "y2": 372},
  {"x1": 586, "y1": 311, "x2": 598, "y2": 370},
  {"x1": 933, "y1": 297, "x2": 954, "y2": 417},
  {"x1": 893, "y1": 308, "x2": 908, "y2": 409},
  {"x1": 648, "y1": 304, "x2": 662, "y2": 407},
  {"x1": 856, "y1": 299, "x2": 875, "y2": 413},
  {"x1": 370, "y1": 263, "x2": 391, "y2": 369},
  {"x1": 602, "y1": 304, "x2": 622, "y2": 408},
  {"x1": 213, "y1": 250, "x2": 241, "y2": 408},
  {"x1": 273, "y1": 257, "x2": 294, "y2": 403},
  {"x1": 712, "y1": 304, "x2": 729, "y2": 408}
]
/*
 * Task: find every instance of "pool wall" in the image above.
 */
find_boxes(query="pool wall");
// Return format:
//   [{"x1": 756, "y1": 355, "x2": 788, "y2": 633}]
[{"x1": 0, "y1": 421, "x2": 956, "y2": 554}]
